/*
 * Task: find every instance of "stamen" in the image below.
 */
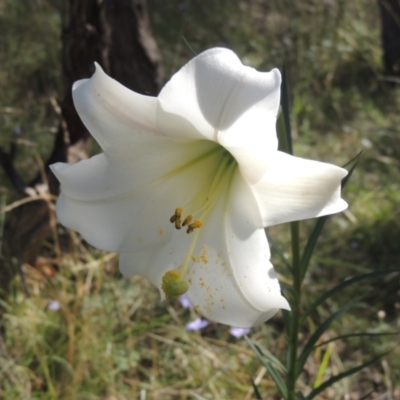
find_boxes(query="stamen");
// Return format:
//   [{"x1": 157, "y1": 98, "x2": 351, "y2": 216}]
[
  {"x1": 163, "y1": 145, "x2": 238, "y2": 293},
  {"x1": 186, "y1": 219, "x2": 203, "y2": 234},
  {"x1": 161, "y1": 269, "x2": 189, "y2": 298},
  {"x1": 182, "y1": 215, "x2": 192, "y2": 226},
  {"x1": 169, "y1": 207, "x2": 183, "y2": 230}
]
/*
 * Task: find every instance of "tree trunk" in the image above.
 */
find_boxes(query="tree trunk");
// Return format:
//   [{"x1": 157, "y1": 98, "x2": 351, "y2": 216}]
[
  {"x1": 2, "y1": 0, "x2": 162, "y2": 287},
  {"x1": 379, "y1": 0, "x2": 400, "y2": 77}
]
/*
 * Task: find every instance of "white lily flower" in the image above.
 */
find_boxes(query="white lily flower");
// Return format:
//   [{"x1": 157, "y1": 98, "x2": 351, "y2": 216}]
[{"x1": 50, "y1": 48, "x2": 347, "y2": 328}]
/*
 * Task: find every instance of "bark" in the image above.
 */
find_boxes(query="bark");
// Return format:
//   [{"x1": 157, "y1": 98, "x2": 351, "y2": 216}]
[
  {"x1": 2, "y1": 0, "x2": 162, "y2": 286},
  {"x1": 379, "y1": 0, "x2": 400, "y2": 77}
]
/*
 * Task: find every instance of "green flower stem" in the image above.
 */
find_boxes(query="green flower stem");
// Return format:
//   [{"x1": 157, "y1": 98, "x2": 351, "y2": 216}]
[{"x1": 287, "y1": 220, "x2": 301, "y2": 399}]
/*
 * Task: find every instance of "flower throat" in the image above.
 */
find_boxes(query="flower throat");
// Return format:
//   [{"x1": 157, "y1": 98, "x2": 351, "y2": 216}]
[{"x1": 162, "y1": 143, "x2": 238, "y2": 298}]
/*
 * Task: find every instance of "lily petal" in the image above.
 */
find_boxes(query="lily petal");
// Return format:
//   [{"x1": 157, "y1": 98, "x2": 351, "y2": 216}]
[
  {"x1": 51, "y1": 153, "x2": 173, "y2": 252},
  {"x1": 120, "y1": 172, "x2": 290, "y2": 328},
  {"x1": 158, "y1": 48, "x2": 281, "y2": 183},
  {"x1": 52, "y1": 48, "x2": 347, "y2": 328},
  {"x1": 72, "y1": 63, "x2": 158, "y2": 151},
  {"x1": 51, "y1": 138, "x2": 235, "y2": 253},
  {"x1": 252, "y1": 151, "x2": 348, "y2": 227}
]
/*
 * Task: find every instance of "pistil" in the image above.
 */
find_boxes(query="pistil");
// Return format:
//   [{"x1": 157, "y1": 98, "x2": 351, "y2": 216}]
[{"x1": 163, "y1": 144, "x2": 238, "y2": 299}]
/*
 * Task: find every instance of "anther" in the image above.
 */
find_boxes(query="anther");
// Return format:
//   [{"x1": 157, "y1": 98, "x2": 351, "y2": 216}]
[
  {"x1": 170, "y1": 207, "x2": 183, "y2": 230},
  {"x1": 186, "y1": 219, "x2": 203, "y2": 234},
  {"x1": 182, "y1": 215, "x2": 192, "y2": 227}
]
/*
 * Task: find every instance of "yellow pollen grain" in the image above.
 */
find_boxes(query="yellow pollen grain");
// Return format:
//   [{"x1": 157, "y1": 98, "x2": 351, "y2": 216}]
[
  {"x1": 199, "y1": 247, "x2": 208, "y2": 264},
  {"x1": 186, "y1": 219, "x2": 203, "y2": 234},
  {"x1": 220, "y1": 297, "x2": 227, "y2": 310},
  {"x1": 159, "y1": 228, "x2": 164, "y2": 235},
  {"x1": 182, "y1": 215, "x2": 192, "y2": 226},
  {"x1": 170, "y1": 207, "x2": 183, "y2": 230}
]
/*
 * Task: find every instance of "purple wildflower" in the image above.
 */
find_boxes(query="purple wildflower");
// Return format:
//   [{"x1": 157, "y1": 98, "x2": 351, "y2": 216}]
[
  {"x1": 47, "y1": 300, "x2": 60, "y2": 311},
  {"x1": 186, "y1": 318, "x2": 209, "y2": 331},
  {"x1": 229, "y1": 327, "x2": 250, "y2": 338},
  {"x1": 179, "y1": 294, "x2": 192, "y2": 309}
]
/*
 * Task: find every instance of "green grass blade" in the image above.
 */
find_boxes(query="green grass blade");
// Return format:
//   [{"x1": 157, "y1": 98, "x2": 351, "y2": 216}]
[
  {"x1": 282, "y1": 309, "x2": 291, "y2": 335},
  {"x1": 266, "y1": 232, "x2": 292, "y2": 273},
  {"x1": 299, "y1": 216, "x2": 327, "y2": 280},
  {"x1": 245, "y1": 336, "x2": 287, "y2": 373},
  {"x1": 313, "y1": 342, "x2": 333, "y2": 388},
  {"x1": 305, "y1": 351, "x2": 391, "y2": 399},
  {"x1": 340, "y1": 151, "x2": 362, "y2": 188},
  {"x1": 181, "y1": 36, "x2": 197, "y2": 56},
  {"x1": 245, "y1": 337, "x2": 288, "y2": 399},
  {"x1": 301, "y1": 269, "x2": 400, "y2": 323},
  {"x1": 279, "y1": 65, "x2": 293, "y2": 155},
  {"x1": 296, "y1": 297, "x2": 362, "y2": 377},
  {"x1": 265, "y1": 362, "x2": 288, "y2": 399},
  {"x1": 251, "y1": 378, "x2": 263, "y2": 399},
  {"x1": 314, "y1": 331, "x2": 400, "y2": 348},
  {"x1": 341, "y1": 150, "x2": 363, "y2": 169}
]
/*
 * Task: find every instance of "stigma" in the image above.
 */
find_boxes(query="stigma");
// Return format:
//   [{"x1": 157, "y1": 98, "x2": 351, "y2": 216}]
[{"x1": 162, "y1": 269, "x2": 189, "y2": 298}]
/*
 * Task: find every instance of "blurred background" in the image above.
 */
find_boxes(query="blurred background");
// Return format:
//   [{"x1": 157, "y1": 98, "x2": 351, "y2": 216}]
[{"x1": 0, "y1": 0, "x2": 399, "y2": 399}]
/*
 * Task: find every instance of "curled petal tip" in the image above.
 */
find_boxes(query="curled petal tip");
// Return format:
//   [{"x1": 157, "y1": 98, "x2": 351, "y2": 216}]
[
  {"x1": 72, "y1": 79, "x2": 87, "y2": 91},
  {"x1": 271, "y1": 68, "x2": 282, "y2": 84},
  {"x1": 280, "y1": 296, "x2": 291, "y2": 311},
  {"x1": 93, "y1": 62, "x2": 106, "y2": 76}
]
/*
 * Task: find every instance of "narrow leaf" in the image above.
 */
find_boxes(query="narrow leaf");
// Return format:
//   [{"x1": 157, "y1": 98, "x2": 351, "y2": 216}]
[
  {"x1": 313, "y1": 343, "x2": 333, "y2": 388},
  {"x1": 282, "y1": 309, "x2": 291, "y2": 336},
  {"x1": 341, "y1": 150, "x2": 363, "y2": 170},
  {"x1": 245, "y1": 337, "x2": 287, "y2": 373},
  {"x1": 305, "y1": 351, "x2": 390, "y2": 399},
  {"x1": 181, "y1": 36, "x2": 197, "y2": 56},
  {"x1": 266, "y1": 232, "x2": 292, "y2": 272},
  {"x1": 301, "y1": 269, "x2": 400, "y2": 323},
  {"x1": 300, "y1": 216, "x2": 327, "y2": 280},
  {"x1": 280, "y1": 65, "x2": 293, "y2": 155},
  {"x1": 246, "y1": 337, "x2": 288, "y2": 399},
  {"x1": 340, "y1": 150, "x2": 360, "y2": 190},
  {"x1": 296, "y1": 297, "x2": 362, "y2": 377},
  {"x1": 251, "y1": 378, "x2": 263, "y2": 399},
  {"x1": 264, "y1": 362, "x2": 288, "y2": 400},
  {"x1": 248, "y1": 338, "x2": 287, "y2": 373}
]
